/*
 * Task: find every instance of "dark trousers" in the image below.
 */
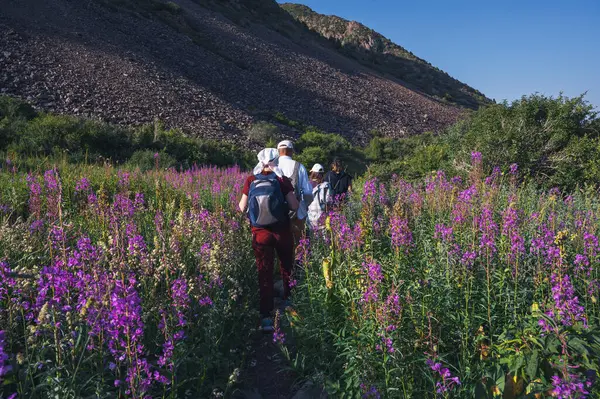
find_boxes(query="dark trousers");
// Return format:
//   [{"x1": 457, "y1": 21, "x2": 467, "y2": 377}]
[{"x1": 252, "y1": 227, "x2": 293, "y2": 316}]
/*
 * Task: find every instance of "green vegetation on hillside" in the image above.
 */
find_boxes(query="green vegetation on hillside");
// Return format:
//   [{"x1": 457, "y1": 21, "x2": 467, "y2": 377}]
[
  {"x1": 2, "y1": 93, "x2": 598, "y2": 191},
  {"x1": 0, "y1": 96, "x2": 254, "y2": 171}
]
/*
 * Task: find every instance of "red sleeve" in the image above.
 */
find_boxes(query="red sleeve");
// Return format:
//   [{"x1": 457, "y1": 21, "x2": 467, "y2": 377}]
[
  {"x1": 242, "y1": 175, "x2": 255, "y2": 196},
  {"x1": 278, "y1": 176, "x2": 293, "y2": 196}
]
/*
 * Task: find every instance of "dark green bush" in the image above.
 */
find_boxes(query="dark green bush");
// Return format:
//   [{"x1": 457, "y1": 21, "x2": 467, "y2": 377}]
[
  {"x1": 446, "y1": 93, "x2": 598, "y2": 184},
  {"x1": 295, "y1": 128, "x2": 366, "y2": 175}
]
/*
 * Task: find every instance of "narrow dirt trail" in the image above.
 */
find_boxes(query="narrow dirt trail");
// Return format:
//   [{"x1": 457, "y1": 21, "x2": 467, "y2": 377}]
[{"x1": 233, "y1": 297, "x2": 299, "y2": 399}]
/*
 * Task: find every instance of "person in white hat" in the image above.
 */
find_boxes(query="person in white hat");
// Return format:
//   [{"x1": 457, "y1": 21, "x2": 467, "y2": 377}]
[
  {"x1": 307, "y1": 163, "x2": 332, "y2": 230},
  {"x1": 238, "y1": 148, "x2": 299, "y2": 332},
  {"x1": 277, "y1": 140, "x2": 313, "y2": 253}
]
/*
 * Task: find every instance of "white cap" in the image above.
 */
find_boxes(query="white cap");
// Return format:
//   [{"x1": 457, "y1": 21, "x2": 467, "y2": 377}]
[
  {"x1": 277, "y1": 140, "x2": 294, "y2": 150},
  {"x1": 310, "y1": 163, "x2": 325, "y2": 173}
]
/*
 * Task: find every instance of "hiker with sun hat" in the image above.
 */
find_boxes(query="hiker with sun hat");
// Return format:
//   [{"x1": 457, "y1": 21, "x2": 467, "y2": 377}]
[
  {"x1": 307, "y1": 163, "x2": 332, "y2": 231},
  {"x1": 238, "y1": 148, "x2": 299, "y2": 332}
]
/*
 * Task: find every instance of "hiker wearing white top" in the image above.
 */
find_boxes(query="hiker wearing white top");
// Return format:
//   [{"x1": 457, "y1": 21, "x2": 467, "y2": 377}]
[
  {"x1": 307, "y1": 163, "x2": 332, "y2": 231},
  {"x1": 276, "y1": 140, "x2": 313, "y2": 254}
]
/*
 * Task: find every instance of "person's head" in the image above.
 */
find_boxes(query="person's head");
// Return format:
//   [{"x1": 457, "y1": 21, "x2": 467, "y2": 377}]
[
  {"x1": 331, "y1": 158, "x2": 343, "y2": 173},
  {"x1": 256, "y1": 148, "x2": 279, "y2": 173},
  {"x1": 309, "y1": 163, "x2": 325, "y2": 183},
  {"x1": 277, "y1": 140, "x2": 294, "y2": 157}
]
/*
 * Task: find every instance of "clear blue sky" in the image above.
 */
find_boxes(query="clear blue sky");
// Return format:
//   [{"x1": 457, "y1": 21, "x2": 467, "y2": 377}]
[{"x1": 278, "y1": 0, "x2": 600, "y2": 109}]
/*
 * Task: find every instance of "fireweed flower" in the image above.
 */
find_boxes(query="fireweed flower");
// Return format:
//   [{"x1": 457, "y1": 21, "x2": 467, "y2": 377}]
[
  {"x1": 272, "y1": 310, "x2": 285, "y2": 344},
  {"x1": 75, "y1": 177, "x2": 91, "y2": 193},
  {"x1": 362, "y1": 178, "x2": 378, "y2": 204},
  {"x1": 452, "y1": 185, "x2": 478, "y2": 224},
  {"x1": 27, "y1": 173, "x2": 42, "y2": 219},
  {"x1": 360, "y1": 384, "x2": 381, "y2": 399},
  {"x1": 171, "y1": 278, "x2": 190, "y2": 327},
  {"x1": 484, "y1": 166, "x2": 501, "y2": 187},
  {"x1": 49, "y1": 225, "x2": 67, "y2": 251},
  {"x1": 476, "y1": 206, "x2": 498, "y2": 256},
  {"x1": 0, "y1": 261, "x2": 16, "y2": 302},
  {"x1": 44, "y1": 169, "x2": 61, "y2": 220},
  {"x1": 0, "y1": 330, "x2": 12, "y2": 379},
  {"x1": 502, "y1": 206, "x2": 525, "y2": 264},
  {"x1": 361, "y1": 261, "x2": 383, "y2": 304},
  {"x1": 434, "y1": 224, "x2": 453, "y2": 243},
  {"x1": 117, "y1": 170, "x2": 130, "y2": 189},
  {"x1": 329, "y1": 212, "x2": 362, "y2": 251},
  {"x1": 426, "y1": 358, "x2": 461, "y2": 394},
  {"x1": 574, "y1": 254, "x2": 591, "y2": 276},
  {"x1": 583, "y1": 232, "x2": 599, "y2": 260},
  {"x1": 295, "y1": 237, "x2": 310, "y2": 266},
  {"x1": 389, "y1": 217, "x2": 413, "y2": 253},
  {"x1": 378, "y1": 182, "x2": 388, "y2": 206},
  {"x1": 547, "y1": 273, "x2": 587, "y2": 328},
  {"x1": 551, "y1": 372, "x2": 590, "y2": 399},
  {"x1": 460, "y1": 250, "x2": 477, "y2": 268},
  {"x1": 375, "y1": 334, "x2": 394, "y2": 353}
]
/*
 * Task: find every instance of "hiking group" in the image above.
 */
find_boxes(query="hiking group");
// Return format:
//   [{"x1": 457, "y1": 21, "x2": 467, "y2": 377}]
[{"x1": 238, "y1": 140, "x2": 352, "y2": 332}]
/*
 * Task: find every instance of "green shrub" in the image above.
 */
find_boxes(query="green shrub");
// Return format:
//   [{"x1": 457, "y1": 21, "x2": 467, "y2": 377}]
[
  {"x1": 295, "y1": 128, "x2": 366, "y2": 175},
  {"x1": 246, "y1": 121, "x2": 281, "y2": 146},
  {"x1": 446, "y1": 93, "x2": 598, "y2": 184}
]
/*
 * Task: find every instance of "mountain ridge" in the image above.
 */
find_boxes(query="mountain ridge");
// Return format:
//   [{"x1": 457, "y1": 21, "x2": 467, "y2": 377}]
[{"x1": 281, "y1": 2, "x2": 490, "y2": 109}]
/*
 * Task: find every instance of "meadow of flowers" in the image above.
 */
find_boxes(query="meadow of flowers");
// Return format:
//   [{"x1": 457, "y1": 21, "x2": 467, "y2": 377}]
[
  {"x1": 288, "y1": 153, "x2": 600, "y2": 398},
  {"x1": 2, "y1": 152, "x2": 600, "y2": 399},
  {"x1": 0, "y1": 160, "x2": 258, "y2": 398}
]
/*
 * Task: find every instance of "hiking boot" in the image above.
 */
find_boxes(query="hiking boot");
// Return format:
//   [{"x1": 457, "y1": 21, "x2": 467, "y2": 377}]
[{"x1": 260, "y1": 317, "x2": 274, "y2": 333}]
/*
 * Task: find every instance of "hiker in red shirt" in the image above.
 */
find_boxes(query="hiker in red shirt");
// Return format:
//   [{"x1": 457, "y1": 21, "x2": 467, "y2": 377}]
[{"x1": 239, "y1": 148, "x2": 299, "y2": 332}]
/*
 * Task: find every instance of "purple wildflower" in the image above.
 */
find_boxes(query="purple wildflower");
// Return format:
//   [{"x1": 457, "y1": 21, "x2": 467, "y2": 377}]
[
  {"x1": 273, "y1": 311, "x2": 285, "y2": 344},
  {"x1": 75, "y1": 177, "x2": 91, "y2": 193},
  {"x1": 427, "y1": 358, "x2": 461, "y2": 394},
  {"x1": 0, "y1": 330, "x2": 12, "y2": 379},
  {"x1": 548, "y1": 273, "x2": 587, "y2": 328},
  {"x1": 434, "y1": 224, "x2": 453, "y2": 242},
  {"x1": 360, "y1": 384, "x2": 381, "y2": 399},
  {"x1": 389, "y1": 217, "x2": 413, "y2": 253},
  {"x1": 551, "y1": 373, "x2": 590, "y2": 399}
]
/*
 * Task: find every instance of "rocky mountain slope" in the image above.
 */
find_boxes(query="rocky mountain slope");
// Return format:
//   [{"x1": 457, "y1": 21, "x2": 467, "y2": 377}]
[
  {"x1": 0, "y1": 0, "x2": 484, "y2": 142},
  {"x1": 281, "y1": 3, "x2": 489, "y2": 109}
]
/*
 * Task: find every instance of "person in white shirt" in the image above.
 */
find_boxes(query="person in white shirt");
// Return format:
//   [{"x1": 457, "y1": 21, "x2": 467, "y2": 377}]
[
  {"x1": 277, "y1": 140, "x2": 313, "y2": 255},
  {"x1": 307, "y1": 163, "x2": 332, "y2": 231}
]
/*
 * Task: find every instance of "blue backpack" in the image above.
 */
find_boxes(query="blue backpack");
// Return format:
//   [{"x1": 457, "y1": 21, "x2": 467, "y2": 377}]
[{"x1": 248, "y1": 173, "x2": 289, "y2": 228}]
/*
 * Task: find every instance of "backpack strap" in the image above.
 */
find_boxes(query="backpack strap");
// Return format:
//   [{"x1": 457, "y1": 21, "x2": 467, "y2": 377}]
[
  {"x1": 290, "y1": 161, "x2": 301, "y2": 199},
  {"x1": 317, "y1": 183, "x2": 327, "y2": 211},
  {"x1": 330, "y1": 172, "x2": 343, "y2": 194}
]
